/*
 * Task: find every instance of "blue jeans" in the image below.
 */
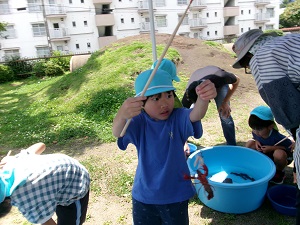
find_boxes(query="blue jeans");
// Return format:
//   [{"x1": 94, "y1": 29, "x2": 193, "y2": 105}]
[
  {"x1": 214, "y1": 85, "x2": 236, "y2": 145},
  {"x1": 132, "y1": 198, "x2": 189, "y2": 225}
]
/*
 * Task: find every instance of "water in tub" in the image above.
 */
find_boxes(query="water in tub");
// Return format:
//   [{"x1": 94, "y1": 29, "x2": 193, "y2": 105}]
[{"x1": 209, "y1": 168, "x2": 256, "y2": 184}]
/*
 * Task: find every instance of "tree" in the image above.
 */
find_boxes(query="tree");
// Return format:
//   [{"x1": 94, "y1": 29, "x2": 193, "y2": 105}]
[
  {"x1": 0, "y1": 22, "x2": 6, "y2": 32},
  {"x1": 280, "y1": 0, "x2": 300, "y2": 27}
]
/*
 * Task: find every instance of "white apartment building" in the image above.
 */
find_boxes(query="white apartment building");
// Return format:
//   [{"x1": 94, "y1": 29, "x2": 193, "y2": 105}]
[{"x1": 0, "y1": 0, "x2": 280, "y2": 61}]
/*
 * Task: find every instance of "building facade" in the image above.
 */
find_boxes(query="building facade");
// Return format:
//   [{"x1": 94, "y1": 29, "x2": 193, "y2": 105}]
[{"x1": 0, "y1": 0, "x2": 280, "y2": 60}]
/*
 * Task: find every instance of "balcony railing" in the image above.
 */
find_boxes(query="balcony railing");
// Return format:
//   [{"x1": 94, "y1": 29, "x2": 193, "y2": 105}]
[
  {"x1": 49, "y1": 28, "x2": 69, "y2": 39},
  {"x1": 45, "y1": 5, "x2": 66, "y2": 16},
  {"x1": 190, "y1": 0, "x2": 207, "y2": 10},
  {"x1": 254, "y1": 0, "x2": 270, "y2": 6},
  {"x1": 255, "y1": 13, "x2": 270, "y2": 23},
  {"x1": 189, "y1": 18, "x2": 207, "y2": 29}
]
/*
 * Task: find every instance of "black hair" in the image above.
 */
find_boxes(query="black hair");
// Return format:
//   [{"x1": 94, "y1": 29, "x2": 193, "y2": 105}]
[
  {"x1": 143, "y1": 90, "x2": 175, "y2": 105},
  {"x1": 0, "y1": 197, "x2": 12, "y2": 218},
  {"x1": 248, "y1": 114, "x2": 274, "y2": 130},
  {"x1": 239, "y1": 52, "x2": 253, "y2": 68}
]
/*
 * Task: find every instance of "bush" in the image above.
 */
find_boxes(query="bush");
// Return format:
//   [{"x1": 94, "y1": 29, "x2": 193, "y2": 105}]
[
  {"x1": 44, "y1": 61, "x2": 65, "y2": 76},
  {"x1": 50, "y1": 51, "x2": 71, "y2": 71},
  {"x1": 32, "y1": 60, "x2": 48, "y2": 77},
  {"x1": 4, "y1": 56, "x2": 33, "y2": 78},
  {"x1": 0, "y1": 64, "x2": 14, "y2": 83}
]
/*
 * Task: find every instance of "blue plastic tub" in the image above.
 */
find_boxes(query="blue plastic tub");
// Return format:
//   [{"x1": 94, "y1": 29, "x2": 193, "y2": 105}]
[
  {"x1": 187, "y1": 146, "x2": 276, "y2": 214},
  {"x1": 187, "y1": 143, "x2": 197, "y2": 154},
  {"x1": 267, "y1": 184, "x2": 297, "y2": 216}
]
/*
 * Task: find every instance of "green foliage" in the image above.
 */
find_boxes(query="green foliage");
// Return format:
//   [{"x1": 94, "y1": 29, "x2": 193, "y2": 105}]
[
  {"x1": 50, "y1": 51, "x2": 71, "y2": 71},
  {"x1": 44, "y1": 61, "x2": 65, "y2": 76},
  {"x1": 0, "y1": 64, "x2": 14, "y2": 83},
  {"x1": 280, "y1": 0, "x2": 300, "y2": 27},
  {"x1": 32, "y1": 59, "x2": 48, "y2": 77},
  {"x1": 264, "y1": 29, "x2": 284, "y2": 36},
  {"x1": 0, "y1": 22, "x2": 7, "y2": 32},
  {"x1": 5, "y1": 56, "x2": 33, "y2": 77}
]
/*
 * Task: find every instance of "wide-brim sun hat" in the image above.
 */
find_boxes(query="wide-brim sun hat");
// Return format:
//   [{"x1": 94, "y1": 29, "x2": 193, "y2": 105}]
[
  {"x1": 232, "y1": 29, "x2": 263, "y2": 69},
  {"x1": 151, "y1": 58, "x2": 180, "y2": 82},
  {"x1": 250, "y1": 105, "x2": 274, "y2": 121},
  {"x1": 135, "y1": 69, "x2": 176, "y2": 97}
]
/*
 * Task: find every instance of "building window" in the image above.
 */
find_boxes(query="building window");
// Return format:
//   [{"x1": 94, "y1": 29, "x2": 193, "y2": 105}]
[
  {"x1": 28, "y1": 0, "x2": 42, "y2": 13},
  {"x1": 207, "y1": 31, "x2": 210, "y2": 36},
  {"x1": 69, "y1": 0, "x2": 72, "y2": 3},
  {"x1": 266, "y1": 24, "x2": 274, "y2": 30},
  {"x1": 249, "y1": 27, "x2": 251, "y2": 31},
  {"x1": 249, "y1": 10, "x2": 251, "y2": 14},
  {"x1": 177, "y1": 0, "x2": 186, "y2": 5},
  {"x1": 266, "y1": 8, "x2": 274, "y2": 18},
  {"x1": 121, "y1": 18, "x2": 124, "y2": 23},
  {"x1": 32, "y1": 23, "x2": 46, "y2": 36},
  {"x1": 84, "y1": 21, "x2": 88, "y2": 26},
  {"x1": 241, "y1": 10, "x2": 243, "y2": 15},
  {"x1": 206, "y1": 12, "x2": 209, "y2": 17},
  {"x1": 0, "y1": 0, "x2": 10, "y2": 14},
  {"x1": 156, "y1": 0, "x2": 165, "y2": 7},
  {"x1": 1, "y1": 25, "x2": 16, "y2": 39},
  {"x1": 87, "y1": 42, "x2": 91, "y2": 48},
  {"x1": 156, "y1": 16, "x2": 167, "y2": 27},
  {"x1": 131, "y1": 18, "x2": 135, "y2": 23},
  {"x1": 4, "y1": 49, "x2": 20, "y2": 59},
  {"x1": 241, "y1": 28, "x2": 244, "y2": 33},
  {"x1": 72, "y1": 21, "x2": 76, "y2": 27},
  {"x1": 215, "y1": 30, "x2": 217, "y2": 35},
  {"x1": 193, "y1": 33, "x2": 198, "y2": 38},
  {"x1": 215, "y1": 12, "x2": 217, "y2": 17},
  {"x1": 81, "y1": 0, "x2": 84, "y2": 3},
  {"x1": 36, "y1": 46, "x2": 50, "y2": 57},
  {"x1": 178, "y1": 15, "x2": 188, "y2": 25},
  {"x1": 76, "y1": 44, "x2": 80, "y2": 49}
]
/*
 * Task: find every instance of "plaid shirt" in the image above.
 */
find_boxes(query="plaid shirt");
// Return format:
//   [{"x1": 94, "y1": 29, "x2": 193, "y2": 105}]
[{"x1": 9, "y1": 152, "x2": 90, "y2": 224}]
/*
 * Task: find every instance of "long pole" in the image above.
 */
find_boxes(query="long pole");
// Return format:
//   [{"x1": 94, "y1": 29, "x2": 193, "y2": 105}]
[
  {"x1": 148, "y1": 0, "x2": 157, "y2": 62},
  {"x1": 120, "y1": 0, "x2": 194, "y2": 137}
]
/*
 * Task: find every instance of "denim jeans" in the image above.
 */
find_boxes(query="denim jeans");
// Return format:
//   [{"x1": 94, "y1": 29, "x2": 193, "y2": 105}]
[
  {"x1": 132, "y1": 198, "x2": 189, "y2": 225},
  {"x1": 214, "y1": 85, "x2": 236, "y2": 145}
]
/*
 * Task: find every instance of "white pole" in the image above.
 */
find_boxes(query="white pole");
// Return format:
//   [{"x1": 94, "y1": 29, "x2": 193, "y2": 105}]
[{"x1": 148, "y1": 0, "x2": 157, "y2": 62}]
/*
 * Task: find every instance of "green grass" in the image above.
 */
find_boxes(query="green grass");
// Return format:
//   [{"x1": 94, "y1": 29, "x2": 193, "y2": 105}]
[{"x1": 0, "y1": 42, "x2": 182, "y2": 149}]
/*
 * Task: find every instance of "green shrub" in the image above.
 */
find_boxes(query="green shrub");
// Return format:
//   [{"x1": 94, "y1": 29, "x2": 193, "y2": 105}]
[
  {"x1": 32, "y1": 60, "x2": 48, "y2": 77},
  {"x1": 5, "y1": 56, "x2": 33, "y2": 77},
  {"x1": 50, "y1": 51, "x2": 71, "y2": 71},
  {"x1": 44, "y1": 61, "x2": 64, "y2": 76},
  {"x1": 0, "y1": 64, "x2": 14, "y2": 83}
]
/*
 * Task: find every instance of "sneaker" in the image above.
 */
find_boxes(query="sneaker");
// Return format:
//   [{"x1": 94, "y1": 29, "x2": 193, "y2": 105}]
[{"x1": 270, "y1": 170, "x2": 286, "y2": 184}]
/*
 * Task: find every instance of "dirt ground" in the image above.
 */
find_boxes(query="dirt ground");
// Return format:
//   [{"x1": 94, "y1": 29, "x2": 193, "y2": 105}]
[{"x1": 1, "y1": 34, "x2": 293, "y2": 225}]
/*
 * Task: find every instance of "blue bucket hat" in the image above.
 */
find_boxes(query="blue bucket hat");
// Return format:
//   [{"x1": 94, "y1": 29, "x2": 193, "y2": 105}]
[
  {"x1": 135, "y1": 69, "x2": 176, "y2": 97},
  {"x1": 151, "y1": 58, "x2": 180, "y2": 82},
  {"x1": 250, "y1": 105, "x2": 274, "y2": 121}
]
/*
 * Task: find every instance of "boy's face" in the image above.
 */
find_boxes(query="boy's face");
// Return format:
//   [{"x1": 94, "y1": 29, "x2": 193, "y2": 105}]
[
  {"x1": 144, "y1": 91, "x2": 175, "y2": 121},
  {"x1": 252, "y1": 124, "x2": 273, "y2": 139}
]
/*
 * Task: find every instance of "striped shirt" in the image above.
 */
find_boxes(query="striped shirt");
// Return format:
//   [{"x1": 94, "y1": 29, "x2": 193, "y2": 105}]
[
  {"x1": 249, "y1": 34, "x2": 300, "y2": 189},
  {"x1": 250, "y1": 34, "x2": 300, "y2": 91},
  {"x1": 7, "y1": 152, "x2": 90, "y2": 224}
]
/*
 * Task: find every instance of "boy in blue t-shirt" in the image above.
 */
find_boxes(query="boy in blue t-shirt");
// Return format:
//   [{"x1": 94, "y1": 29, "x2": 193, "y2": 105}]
[
  {"x1": 245, "y1": 106, "x2": 294, "y2": 184},
  {"x1": 112, "y1": 69, "x2": 217, "y2": 224}
]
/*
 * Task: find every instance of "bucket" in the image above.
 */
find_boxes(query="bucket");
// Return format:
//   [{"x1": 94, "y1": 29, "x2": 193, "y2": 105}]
[
  {"x1": 187, "y1": 146, "x2": 276, "y2": 214},
  {"x1": 267, "y1": 184, "x2": 297, "y2": 216}
]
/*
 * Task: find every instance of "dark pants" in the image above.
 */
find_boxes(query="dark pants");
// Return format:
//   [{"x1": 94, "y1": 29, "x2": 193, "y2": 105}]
[
  {"x1": 132, "y1": 197, "x2": 189, "y2": 225},
  {"x1": 56, "y1": 191, "x2": 89, "y2": 225}
]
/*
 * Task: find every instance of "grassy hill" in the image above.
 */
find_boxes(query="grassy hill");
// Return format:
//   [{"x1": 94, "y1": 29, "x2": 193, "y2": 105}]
[{"x1": 0, "y1": 41, "x2": 188, "y2": 150}]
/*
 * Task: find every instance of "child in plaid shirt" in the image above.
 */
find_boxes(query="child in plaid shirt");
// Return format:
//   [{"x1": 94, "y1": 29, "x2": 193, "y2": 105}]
[{"x1": 0, "y1": 142, "x2": 90, "y2": 225}]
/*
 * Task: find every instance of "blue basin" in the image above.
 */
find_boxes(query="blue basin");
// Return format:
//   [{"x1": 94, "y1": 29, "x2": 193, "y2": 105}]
[{"x1": 187, "y1": 146, "x2": 276, "y2": 214}]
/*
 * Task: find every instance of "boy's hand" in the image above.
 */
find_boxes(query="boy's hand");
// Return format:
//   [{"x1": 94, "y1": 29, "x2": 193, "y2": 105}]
[
  {"x1": 195, "y1": 80, "x2": 217, "y2": 101},
  {"x1": 120, "y1": 96, "x2": 146, "y2": 120}
]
